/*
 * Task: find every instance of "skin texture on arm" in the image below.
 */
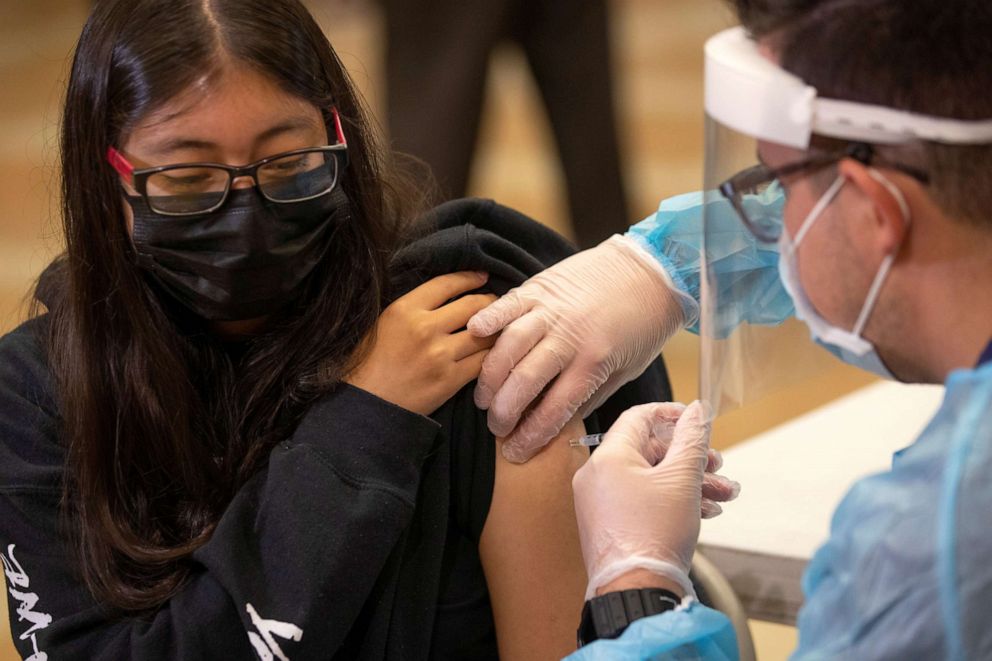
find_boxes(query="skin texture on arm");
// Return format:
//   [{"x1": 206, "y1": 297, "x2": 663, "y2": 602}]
[{"x1": 480, "y1": 416, "x2": 589, "y2": 660}]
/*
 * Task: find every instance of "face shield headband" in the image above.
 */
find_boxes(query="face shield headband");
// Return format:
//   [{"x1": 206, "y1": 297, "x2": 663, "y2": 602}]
[{"x1": 705, "y1": 26, "x2": 992, "y2": 149}]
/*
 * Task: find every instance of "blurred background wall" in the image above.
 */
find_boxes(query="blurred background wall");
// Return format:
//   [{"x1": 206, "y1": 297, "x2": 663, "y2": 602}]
[{"x1": 0, "y1": 0, "x2": 880, "y2": 657}]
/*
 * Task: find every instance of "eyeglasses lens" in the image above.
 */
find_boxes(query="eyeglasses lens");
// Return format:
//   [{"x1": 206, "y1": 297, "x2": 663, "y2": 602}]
[
  {"x1": 146, "y1": 167, "x2": 229, "y2": 215},
  {"x1": 725, "y1": 166, "x2": 784, "y2": 243},
  {"x1": 258, "y1": 151, "x2": 338, "y2": 203}
]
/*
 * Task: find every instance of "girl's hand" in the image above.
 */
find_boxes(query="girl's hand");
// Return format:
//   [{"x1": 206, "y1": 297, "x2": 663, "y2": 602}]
[{"x1": 346, "y1": 271, "x2": 497, "y2": 415}]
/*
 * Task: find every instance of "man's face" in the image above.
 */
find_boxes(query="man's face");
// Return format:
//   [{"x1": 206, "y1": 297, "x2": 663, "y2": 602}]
[
  {"x1": 757, "y1": 140, "x2": 874, "y2": 335},
  {"x1": 752, "y1": 40, "x2": 887, "y2": 343}
]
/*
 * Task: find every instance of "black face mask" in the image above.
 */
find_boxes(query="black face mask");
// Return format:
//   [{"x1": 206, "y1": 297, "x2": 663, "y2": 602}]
[{"x1": 128, "y1": 186, "x2": 348, "y2": 321}]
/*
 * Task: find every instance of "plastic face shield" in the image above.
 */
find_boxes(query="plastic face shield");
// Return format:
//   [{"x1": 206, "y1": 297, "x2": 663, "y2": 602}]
[{"x1": 699, "y1": 27, "x2": 992, "y2": 418}]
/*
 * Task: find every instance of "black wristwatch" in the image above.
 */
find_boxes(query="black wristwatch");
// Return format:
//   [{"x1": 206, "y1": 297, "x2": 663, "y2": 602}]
[{"x1": 576, "y1": 588, "x2": 681, "y2": 647}]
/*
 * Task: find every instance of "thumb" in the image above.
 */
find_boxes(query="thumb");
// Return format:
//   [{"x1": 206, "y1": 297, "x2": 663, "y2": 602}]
[
  {"x1": 664, "y1": 400, "x2": 712, "y2": 471},
  {"x1": 467, "y1": 290, "x2": 526, "y2": 337},
  {"x1": 603, "y1": 402, "x2": 685, "y2": 462}
]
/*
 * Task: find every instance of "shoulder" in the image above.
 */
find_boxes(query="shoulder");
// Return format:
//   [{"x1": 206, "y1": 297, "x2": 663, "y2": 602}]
[
  {"x1": 390, "y1": 198, "x2": 578, "y2": 299},
  {"x1": 425, "y1": 197, "x2": 572, "y2": 251}
]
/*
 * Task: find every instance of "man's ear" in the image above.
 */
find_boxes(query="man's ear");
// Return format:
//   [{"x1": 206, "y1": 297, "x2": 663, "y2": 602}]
[{"x1": 838, "y1": 159, "x2": 911, "y2": 255}]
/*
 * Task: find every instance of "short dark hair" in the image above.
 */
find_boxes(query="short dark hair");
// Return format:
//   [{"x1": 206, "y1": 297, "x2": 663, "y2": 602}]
[{"x1": 730, "y1": 0, "x2": 992, "y2": 227}]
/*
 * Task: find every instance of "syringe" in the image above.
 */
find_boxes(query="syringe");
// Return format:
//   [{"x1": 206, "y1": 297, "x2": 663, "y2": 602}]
[{"x1": 569, "y1": 433, "x2": 603, "y2": 448}]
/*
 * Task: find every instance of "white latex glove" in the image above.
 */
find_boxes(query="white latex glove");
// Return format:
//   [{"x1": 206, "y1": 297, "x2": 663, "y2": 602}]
[
  {"x1": 468, "y1": 235, "x2": 690, "y2": 463},
  {"x1": 572, "y1": 401, "x2": 732, "y2": 600}
]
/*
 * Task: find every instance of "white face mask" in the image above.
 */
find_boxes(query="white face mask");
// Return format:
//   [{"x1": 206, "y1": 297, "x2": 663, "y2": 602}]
[{"x1": 777, "y1": 169, "x2": 910, "y2": 380}]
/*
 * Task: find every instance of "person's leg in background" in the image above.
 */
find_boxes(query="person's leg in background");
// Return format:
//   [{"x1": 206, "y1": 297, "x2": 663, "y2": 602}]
[
  {"x1": 383, "y1": 0, "x2": 510, "y2": 199},
  {"x1": 514, "y1": 0, "x2": 630, "y2": 248}
]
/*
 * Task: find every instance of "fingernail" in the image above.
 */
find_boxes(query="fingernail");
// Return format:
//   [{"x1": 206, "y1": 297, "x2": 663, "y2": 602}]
[
  {"x1": 489, "y1": 419, "x2": 514, "y2": 438},
  {"x1": 727, "y1": 480, "x2": 742, "y2": 500},
  {"x1": 501, "y1": 442, "x2": 530, "y2": 464},
  {"x1": 701, "y1": 501, "x2": 723, "y2": 519},
  {"x1": 680, "y1": 401, "x2": 704, "y2": 423},
  {"x1": 467, "y1": 316, "x2": 492, "y2": 337},
  {"x1": 475, "y1": 271, "x2": 489, "y2": 280},
  {"x1": 474, "y1": 384, "x2": 493, "y2": 408},
  {"x1": 710, "y1": 450, "x2": 724, "y2": 471}
]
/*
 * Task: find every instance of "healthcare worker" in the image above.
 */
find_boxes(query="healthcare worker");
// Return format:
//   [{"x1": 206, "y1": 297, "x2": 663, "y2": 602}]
[{"x1": 469, "y1": 0, "x2": 992, "y2": 657}]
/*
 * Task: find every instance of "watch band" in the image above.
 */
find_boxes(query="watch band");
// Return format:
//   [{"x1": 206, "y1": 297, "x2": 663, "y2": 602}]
[{"x1": 576, "y1": 588, "x2": 681, "y2": 647}]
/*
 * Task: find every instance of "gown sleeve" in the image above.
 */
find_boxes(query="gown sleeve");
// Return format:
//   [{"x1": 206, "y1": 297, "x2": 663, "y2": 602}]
[
  {"x1": 564, "y1": 600, "x2": 739, "y2": 660},
  {"x1": 625, "y1": 188, "x2": 793, "y2": 334}
]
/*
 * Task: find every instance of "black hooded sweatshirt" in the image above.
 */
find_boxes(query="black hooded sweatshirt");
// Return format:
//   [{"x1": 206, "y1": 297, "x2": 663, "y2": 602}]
[{"x1": 0, "y1": 198, "x2": 671, "y2": 660}]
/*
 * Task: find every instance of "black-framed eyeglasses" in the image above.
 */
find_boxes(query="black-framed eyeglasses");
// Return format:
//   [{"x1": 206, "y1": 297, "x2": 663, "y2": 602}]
[
  {"x1": 718, "y1": 142, "x2": 930, "y2": 243},
  {"x1": 107, "y1": 108, "x2": 349, "y2": 217}
]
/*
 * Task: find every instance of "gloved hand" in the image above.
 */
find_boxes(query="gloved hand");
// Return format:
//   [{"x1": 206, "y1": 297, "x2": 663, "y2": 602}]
[
  {"x1": 572, "y1": 401, "x2": 735, "y2": 600},
  {"x1": 468, "y1": 235, "x2": 688, "y2": 463}
]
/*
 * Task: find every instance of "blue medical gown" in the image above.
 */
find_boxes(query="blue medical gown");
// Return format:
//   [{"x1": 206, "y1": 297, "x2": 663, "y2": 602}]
[{"x1": 565, "y1": 194, "x2": 992, "y2": 660}]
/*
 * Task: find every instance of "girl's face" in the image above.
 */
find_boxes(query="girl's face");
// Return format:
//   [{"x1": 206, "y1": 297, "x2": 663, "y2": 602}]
[
  {"x1": 119, "y1": 65, "x2": 329, "y2": 202},
  {"x1": 117, "y1": 65, "x2": 330, "y2": 337}
]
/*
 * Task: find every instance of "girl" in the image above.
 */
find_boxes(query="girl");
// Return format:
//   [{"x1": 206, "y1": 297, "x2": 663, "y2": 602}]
[{"x1": 0, "y1": 0, "x2": 609, "y2": 658}]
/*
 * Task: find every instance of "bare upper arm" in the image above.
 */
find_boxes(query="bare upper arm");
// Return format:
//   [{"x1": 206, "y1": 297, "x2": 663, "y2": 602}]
[{"x1": 479, "y1": 417, "x2": 589, "y2": 661}]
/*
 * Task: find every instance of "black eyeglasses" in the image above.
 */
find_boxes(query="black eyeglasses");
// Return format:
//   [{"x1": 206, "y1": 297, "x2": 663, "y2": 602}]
[
  {"x1": 718, "y1": 142, "x2": 930, "y2": 243},
  {"x1": 107, "y1": 108, "x2": 349, "y2": 217}
]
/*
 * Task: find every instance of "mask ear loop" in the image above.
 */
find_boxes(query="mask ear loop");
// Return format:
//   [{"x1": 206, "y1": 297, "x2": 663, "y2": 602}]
[
  {"x1": 791, "y1": 175, "x2": 847, "y2": 250},
  {"x1": 851, "y1": 168, "x2": 912, "y2": 337},
  {"x1": 867, "y1": 167, "x2": 912, "y2": 220}
]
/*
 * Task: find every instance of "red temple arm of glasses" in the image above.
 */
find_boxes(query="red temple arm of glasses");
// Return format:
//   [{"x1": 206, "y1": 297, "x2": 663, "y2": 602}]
[
  {"x1": 106, "y1": 146, "x2": 134, "y2": 182},
  {"x1": 331, "y1": 107, "x2": 346, "y2": 146}
]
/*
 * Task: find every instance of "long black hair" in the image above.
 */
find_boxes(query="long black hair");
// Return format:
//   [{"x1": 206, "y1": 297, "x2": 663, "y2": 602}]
[{"x1": 47, "y1": 0, "x2": 428, "y2": 612}]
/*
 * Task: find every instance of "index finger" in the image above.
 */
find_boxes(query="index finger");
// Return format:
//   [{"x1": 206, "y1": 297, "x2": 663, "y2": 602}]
[
  {"x1": 474, "y1": 311, "x2": 548, "y2": 410},
  {"x1": 402, "y1": 271, "x2": 489, "y2": 310}
]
